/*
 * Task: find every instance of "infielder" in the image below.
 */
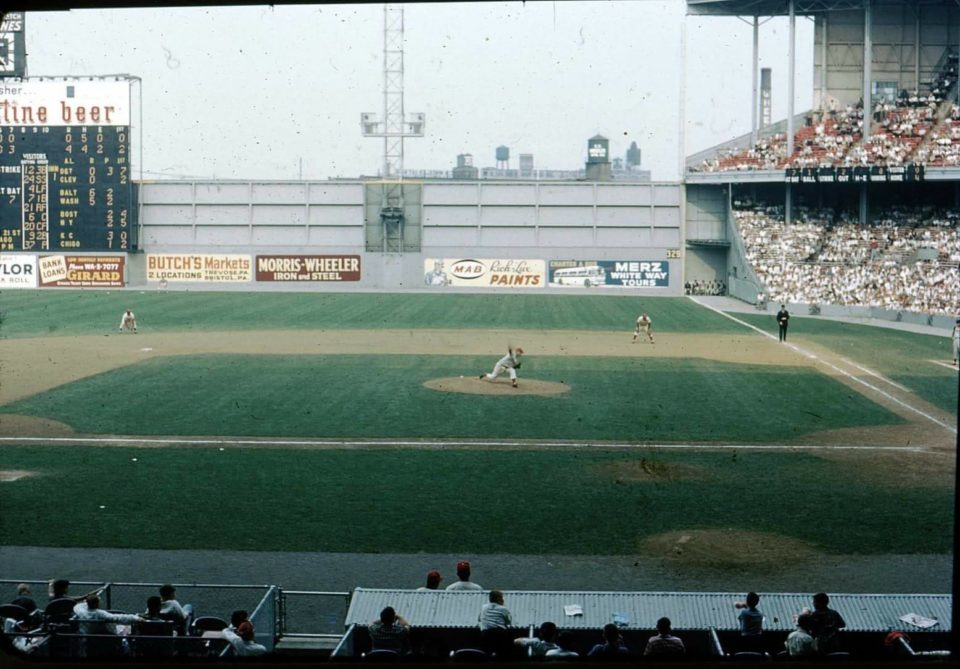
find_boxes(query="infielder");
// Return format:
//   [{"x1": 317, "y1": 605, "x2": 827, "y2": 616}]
[
  {"x1": 119, "y1": 309, "x2": 137, "y2": 334},
  {"x1": 953, "y1": 318, "x2": 960, "y2": 366},
  {"x1": 480, "y1": 347, "x2": 523, "y2": 388},
  {"x1": 633, "y1": 313, "x2": 654, "y2": 343}
]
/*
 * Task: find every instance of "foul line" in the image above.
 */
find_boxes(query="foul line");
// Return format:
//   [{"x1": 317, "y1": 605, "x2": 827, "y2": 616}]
[
  {"x1": 839, "y1": 357, "x2": 910, "y2": 392},
  {"x1": 689, "y1": 297, "x2": 957, "y2": 435},
  {"x1": 0, "y1": 435, "x2": 928, "y2": 452},
  {"x1": 929, "y1": 359, "x2": 959, "y2": 371}
]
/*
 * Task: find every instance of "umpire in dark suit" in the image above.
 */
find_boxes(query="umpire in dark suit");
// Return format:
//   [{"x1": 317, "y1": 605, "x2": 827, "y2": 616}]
[{"x1": 776, "y1": 304, "x2": 790, "y2": 342}]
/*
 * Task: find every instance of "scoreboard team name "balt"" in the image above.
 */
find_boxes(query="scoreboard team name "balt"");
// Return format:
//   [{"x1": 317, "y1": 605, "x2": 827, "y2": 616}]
[{"x1": 0, "y1": 100, "x2": 117, "y2": 124}]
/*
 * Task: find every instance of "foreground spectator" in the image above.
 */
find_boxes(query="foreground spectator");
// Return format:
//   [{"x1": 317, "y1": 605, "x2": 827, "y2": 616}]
[
  {"x1": 2, "y1": 616, "x2": 44, "y2": 654},
  {"x1": 735, "y1": 592, "x2": 764, "y2": 652},
  {"x1": 48, "y1": 579, "x2": 101, "y2": 603},
  {"x1": 785, "y1": 613, "x2": 817, "y2": 657},
  {"x1": 515, "y1": 621, "x2": 559, "y2": 656},
  {"x1": 158, "y1": 584, "x2": 193, "y2": 632},
  {"x1": 369, "y1": 606, "x2": 410, "y2": 654},
  {"x1": 416, "y1": 570, "x2": 443, "y2": 591},
  {"x1": 222, "y1": 620, "x2": 268, "y2": 656},
  {"x1": 546, "y1": 631, "x2": 579, "y2": 658},
  {"x1": 10, "y1": 584, "x2": 37, "y2": 615},
  {"x1": 588, "y1": 623, "x2": 630, "y2": 659},
  {"x1": 643, "y1": 617, "x2": 685, "y2": 658},
  {"x1": 446, "y1": 560, "x2": 482, "y2": 591},
  {"x1": 810, "y1": 592, "x2": 846, "y2": 654},
  {"x1": 479, "y1": 590, "x2": 513, "y2": 657},
  {"x1": 141, "y1": 596, "x2": 164, "y2": 621},
  {"x1": 73, "y1": 595, "x2": 145, "y2": 635}
]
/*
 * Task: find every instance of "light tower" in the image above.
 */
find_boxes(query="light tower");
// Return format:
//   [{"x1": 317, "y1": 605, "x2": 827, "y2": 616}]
[{"x1": 361, "y1": 4, "x2": 425, "y2": 252}]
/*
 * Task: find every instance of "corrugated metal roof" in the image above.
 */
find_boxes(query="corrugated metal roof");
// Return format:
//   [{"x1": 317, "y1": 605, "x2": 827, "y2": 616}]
[{"x1": 346, "y1": 590, "x2": 951, "y2": 634}]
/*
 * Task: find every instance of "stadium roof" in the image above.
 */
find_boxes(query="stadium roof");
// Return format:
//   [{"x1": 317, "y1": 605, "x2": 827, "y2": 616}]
[{"x1": 687, "y1": 0, "x2": 956, "y2": 16}]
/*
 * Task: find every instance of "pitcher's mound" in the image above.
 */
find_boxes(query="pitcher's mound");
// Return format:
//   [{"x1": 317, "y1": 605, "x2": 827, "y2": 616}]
[
  {"x1": 639, "y1": 529, "x2": 817, "y2": 567},
  {"x1": 424, "y1": 377, "x2": 570, "y2": 396}
]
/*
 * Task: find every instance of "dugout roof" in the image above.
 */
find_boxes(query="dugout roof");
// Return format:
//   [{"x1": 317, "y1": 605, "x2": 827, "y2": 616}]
[
  {"x1": 688, "y1": 0, "x2": 957, "y2": 16},
  {"x1": 346, "y1": 589, "x2": 951, "y2": 633}
]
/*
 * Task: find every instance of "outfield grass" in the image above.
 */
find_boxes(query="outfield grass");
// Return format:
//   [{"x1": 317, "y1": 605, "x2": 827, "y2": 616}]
[
  {"x1": 732, "y1": 313, "x2": 959, "y2": 414},
  {"x1": 0, "y1": 446, "x2": 950, "y2": 555},
  {"x1": 1, "y1": 354, "x2": 903, "y2": 442},
  {"x1": 0, "y1": 291, "x2": 746, "y2": 338}
]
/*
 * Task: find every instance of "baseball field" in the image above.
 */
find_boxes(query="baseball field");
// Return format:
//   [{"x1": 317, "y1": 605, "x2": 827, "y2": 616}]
[{"x1": 0, "y1": 290, "x2": 955, "y2": 575}]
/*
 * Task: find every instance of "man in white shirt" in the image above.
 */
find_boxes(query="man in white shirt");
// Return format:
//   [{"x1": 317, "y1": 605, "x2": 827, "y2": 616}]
[
  {"x1": 514, "y1": 621, "x2": 559, "y2": 657},
  {"x1": 480, "y1": 347, "x2": 523, "y2": 388},
  {"x1": 633, "y1": 313, "x2": 654, "y2": 344},
  {"x1": 446, "y1": 560, "x2": 483, "y2": 591},
  {"x1": 479, "y1": 590, "x2": 512, "y2": 657},
  {"x1": 73, "y1": 595, "x2": 145, "y2": 635}
]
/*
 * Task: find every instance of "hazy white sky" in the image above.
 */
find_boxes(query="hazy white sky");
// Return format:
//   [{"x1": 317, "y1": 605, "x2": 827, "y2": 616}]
[{"x1": 25, "y1": 2, "x2": 814, "y2": 181}]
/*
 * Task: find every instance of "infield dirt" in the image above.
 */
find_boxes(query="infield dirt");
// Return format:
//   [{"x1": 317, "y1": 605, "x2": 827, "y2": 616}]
[{"x1": 0, "y1": 328, "x2": 954, "y2": 455}]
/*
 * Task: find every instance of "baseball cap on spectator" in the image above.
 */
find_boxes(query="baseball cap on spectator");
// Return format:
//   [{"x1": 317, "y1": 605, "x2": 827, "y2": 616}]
[
  {"x1": 426, "y1": 570, "x2": 442, "y2": 588},
  {"x1": 456, "y1": 561, "x2": 471, "y2": 579},
  {"x1": 237, "y1": 621, "x2": 255, "y2": 641}
]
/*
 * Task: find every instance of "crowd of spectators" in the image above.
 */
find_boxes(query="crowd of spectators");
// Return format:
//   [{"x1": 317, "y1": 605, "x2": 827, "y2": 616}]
[
  {"x1": 0, "y1": 578, "x2": 266, "y2": 660},
  {"x1": 684, "y1": 279, "x2": 727, "y2": 296},
  {"x1": 0, "y1": 573, "x2": 908, "y2": 662},
  {"x1": 691, "y1": 52, "x2": 959, "y2": 173},
  {"x1": 734, "y1": 200, "x2": 959, "y2": 313}
]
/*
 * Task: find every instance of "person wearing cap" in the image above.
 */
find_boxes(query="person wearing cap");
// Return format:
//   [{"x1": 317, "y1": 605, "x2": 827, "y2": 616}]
[
  {"x1": 222, "y1": 620, "x2": 268, "y2": 656},
  {"x1": 446, "y1": 561, "x2": 482, "y2": 591},
  {"x1": 479, "y1": 347, "x2": 523, "y2": 388},
  {"x1": 416, "y1": 570, "x2": 443, "y2": 591},
  {"x1": 119, "y1": 309, "x2": 137, "y2": 334}
]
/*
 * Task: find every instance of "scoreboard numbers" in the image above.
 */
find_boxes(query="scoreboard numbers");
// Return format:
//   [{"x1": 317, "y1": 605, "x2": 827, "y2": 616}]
[{"x1": 0, "y1": 79, "x2": 136, "y2": 252}]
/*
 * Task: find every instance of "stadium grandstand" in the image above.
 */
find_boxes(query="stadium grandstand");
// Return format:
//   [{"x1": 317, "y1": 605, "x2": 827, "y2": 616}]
[{"x1": 685, "y1": 0, "x2": 960, "y2": 320}]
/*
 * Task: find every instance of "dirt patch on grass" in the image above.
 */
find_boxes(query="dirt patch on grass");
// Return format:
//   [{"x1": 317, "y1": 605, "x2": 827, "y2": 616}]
[
  {"x1": 593, "y1": 458, "x2": 710, "y2": 483},
  {"x1": 0, "y1": 414, "x2": 75, "y2": 436},
  {"x1": 639, "y1": 529, "x2": 818, "y2": 567},
  {"x1": 812, "y1": 448, "x2": 955, "y2": 489},
  {"x1": 0, "y1": 469, "x2": 43, "y2": 482},
  {"x1": 424, "y1": 376, "x2": 570, "y2": 396}
]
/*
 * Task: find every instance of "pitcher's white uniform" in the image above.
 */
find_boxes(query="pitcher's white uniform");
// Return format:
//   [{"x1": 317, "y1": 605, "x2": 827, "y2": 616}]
[
  {"x1": 120, "y1": 310, "x2": 137, "y2": 333},
  {"x1": 633, "y1": 313, "x2": 654, "y2": 343},
  {"x1": 481, "y1": 348, "x2": 523, "y2": 387}
]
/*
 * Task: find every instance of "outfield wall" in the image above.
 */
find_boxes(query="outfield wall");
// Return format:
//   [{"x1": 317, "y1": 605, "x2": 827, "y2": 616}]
[{"x1": 130, "y1": 179, "x2": 685, "y2": 292}]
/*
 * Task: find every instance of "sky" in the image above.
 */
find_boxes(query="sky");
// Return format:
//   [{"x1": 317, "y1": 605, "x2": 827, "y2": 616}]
[{"x1": 23, "y1": 2, "x2": 814, "y2": 181}]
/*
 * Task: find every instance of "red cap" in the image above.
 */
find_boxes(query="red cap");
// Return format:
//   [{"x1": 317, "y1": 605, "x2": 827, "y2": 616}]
[
  {"x1": 457, "y1": 560, "x2": 471, "y2": 573},
  {"x1": 237, "y1": 621, "x2": 255, "y2": 641},
  {"x1": 426, "y1": 570, "x2": 442, "y2": 587}
]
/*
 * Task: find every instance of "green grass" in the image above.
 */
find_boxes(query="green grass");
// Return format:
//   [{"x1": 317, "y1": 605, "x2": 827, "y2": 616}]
[
  {"x1": 0, "y1": 446, "x2": 950, "y2": 555},
  {"x1": 0, "y1": 291, "x2": 746, "y2": 338},
  {"x1": 732, "y1": 313, "x2": 958, "y2": 415},
  {"x1": 1, "y1": 354, "x2": 903, "y2": 442}
]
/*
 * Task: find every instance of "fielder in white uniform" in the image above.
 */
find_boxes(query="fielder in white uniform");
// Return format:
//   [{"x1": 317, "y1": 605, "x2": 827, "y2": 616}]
[
  {"x1": 633, "y1": 313, "x2": 654, "y2": 343},
  {"x1": 480, "y1": 347, "x2": 524, "y2": 388},
  {"x1": 952, "y1": 318, "x2": 960, "y2": 366},
  {"x1": 120, "y1": 309, "x2": 137, "y2": 334}
]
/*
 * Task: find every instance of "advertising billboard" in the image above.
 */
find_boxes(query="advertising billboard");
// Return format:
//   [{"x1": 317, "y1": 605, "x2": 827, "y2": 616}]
[
  {"x1": 548, "y1": 260, "x2": 669, "y2": 288},
  {"x1": 423, "y1": 258, "x2": 545, "y2": 288}
]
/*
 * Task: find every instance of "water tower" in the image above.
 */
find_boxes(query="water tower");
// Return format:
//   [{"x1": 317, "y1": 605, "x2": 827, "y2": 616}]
[
  {"x1": 495, "y1": 145, "x2": 509, "y2": 170},
  {"x1": 585, "y1": 134, "x2": 611, "y2": 181}
]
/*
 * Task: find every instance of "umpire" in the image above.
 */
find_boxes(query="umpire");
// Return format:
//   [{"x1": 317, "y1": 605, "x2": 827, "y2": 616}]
[{"x1": 776, "y1": 304, "x2": 790, "y2": 342}]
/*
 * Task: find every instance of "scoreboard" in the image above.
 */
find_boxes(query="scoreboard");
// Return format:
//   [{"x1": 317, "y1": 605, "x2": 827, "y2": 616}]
[{"x1": 0, "y1": 79, "x2": 136, "y2": 253}]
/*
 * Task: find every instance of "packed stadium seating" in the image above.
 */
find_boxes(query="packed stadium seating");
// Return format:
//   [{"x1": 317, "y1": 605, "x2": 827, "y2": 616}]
[
  {"x1": 691, "y1": 51, "x2": 959, "y2": 172},
  {"x1": 734, "y1": 200, "x2": 960, "y2": 313}
]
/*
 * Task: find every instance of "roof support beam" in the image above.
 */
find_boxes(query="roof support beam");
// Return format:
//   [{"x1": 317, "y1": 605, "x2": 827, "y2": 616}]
[
  {"x1": 862, "y1": 0, "x2": 872, "y2": 144},
  {"x1": 787, "y1": 0, "x2": 796, "y2": 158}
]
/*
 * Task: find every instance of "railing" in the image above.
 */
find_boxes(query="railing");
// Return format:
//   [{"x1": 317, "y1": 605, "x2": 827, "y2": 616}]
[{"x1": 278, "y1": 589, "x2": 351, "y2": 639}]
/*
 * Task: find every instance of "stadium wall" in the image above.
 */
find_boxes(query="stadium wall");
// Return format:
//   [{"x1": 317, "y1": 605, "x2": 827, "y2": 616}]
[{"x1": 131, "y1": 179, "x2": 686, "y2": 292}]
